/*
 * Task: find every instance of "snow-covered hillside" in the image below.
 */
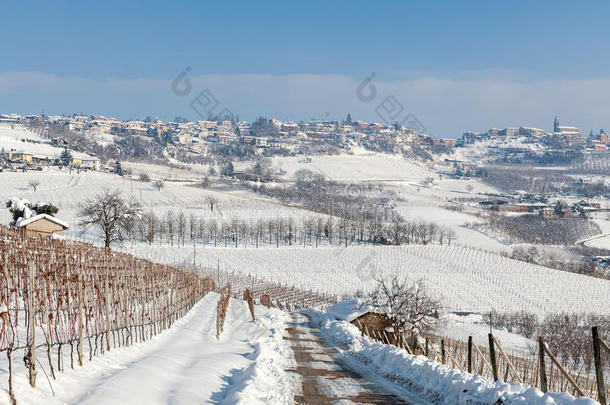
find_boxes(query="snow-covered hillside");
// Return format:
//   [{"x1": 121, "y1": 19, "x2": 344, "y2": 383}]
[
  {"x1": 0, "y1": 169, "x2": 325, "y2": 233},
  {"x1": 272, "y1": 153, "x2": 433, "y2": 182},
  {"x1": 131, "y1": 243, "x2": 610, "y2": 315}
]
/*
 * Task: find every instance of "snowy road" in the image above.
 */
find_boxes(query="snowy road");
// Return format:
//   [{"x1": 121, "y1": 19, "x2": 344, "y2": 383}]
[
  {"x1": 9, "y1": 293, "x2": 294, "y2": 405},
  {"x1": 68, "y1": 294, "x2": 268, "y2": 404},
  {"x1": 286, "y1": 313, "x2": 411, "y2": 404}
]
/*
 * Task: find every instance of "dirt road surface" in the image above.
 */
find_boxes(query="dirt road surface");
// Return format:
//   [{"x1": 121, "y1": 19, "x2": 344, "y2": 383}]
[{"x1": 285, "y1": 313, "x2": 413, "y2": 404}]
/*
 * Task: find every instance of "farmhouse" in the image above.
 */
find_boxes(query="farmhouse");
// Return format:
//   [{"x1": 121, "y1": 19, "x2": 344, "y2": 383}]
[
  {"x1": 4, "y1": 151, "x2": 33, "y2": 163},
  {"x1": 497, "y1": 204, "x2": 529, "y2": 213},
  {"x1": 80, "y1": 156, "x2": 101, "y2": 170},
  {"x1": 15, "y1": 214, "x2": 69, "y2": 238}
]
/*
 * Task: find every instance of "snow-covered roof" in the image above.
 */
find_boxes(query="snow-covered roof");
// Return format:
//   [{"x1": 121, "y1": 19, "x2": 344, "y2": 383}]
[{"x1": 15, "y1": 214, "x2": 69, "y2": 229}]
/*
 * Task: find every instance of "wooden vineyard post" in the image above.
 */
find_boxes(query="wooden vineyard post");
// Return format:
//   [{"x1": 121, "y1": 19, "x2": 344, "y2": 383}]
[
  {"x1": 467, "y1": 336, "x2": 473, "y2": 373},
  {"x1": 401, "y1": 333, "x2": 412, "y2": 355},
  {"x1": 105, "y1": 271, "x2": 111, "y2": 351},
  {"x1": 356, "y1": 320, "x2": 364, "y2": 337},
  {"x1": 77, "y1": 268, "x2": 84, "y2": 366},
  {"x1": 592, "y1": 327, "x2": 607, "y2": 405},
  {"x1": 492, "y1": 335, "x2": 523, "y2": 383},
  {"x1": 488, "y1": 333, "x2": 499, "y2": 381},
  {"x1": 441, "y1": 339, "x2": 446, "y2": 364},
  {"x1": 539, "y1": 337, "x2": 548, "y2": 393},
  {"x1": 123, "y1": 274, "x2": 129, "y2": 346},
  {"x1": 542, "y1": 340, "x2": 585, "y2": 397},
  {"x1": 151, "y1": 276, "x2": 157, "y2": 336},
  {"x1": 7, "y1": 349, "x2": 16, "y2": 405},
  {"x1": 243, "y1": 289, "x2": 255, "y2": 321},
  {"x1": 27, "y1": 260, "x2": 37, "y2": 387}
]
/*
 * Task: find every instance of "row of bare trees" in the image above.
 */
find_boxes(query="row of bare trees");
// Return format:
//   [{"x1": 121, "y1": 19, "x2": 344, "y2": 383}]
[
  {"x1": 73, "y1": 188, "x2": 454, "y2": 250},
  {"x1": 131, "y1": 210, "x2": 456, "y2": 248}
]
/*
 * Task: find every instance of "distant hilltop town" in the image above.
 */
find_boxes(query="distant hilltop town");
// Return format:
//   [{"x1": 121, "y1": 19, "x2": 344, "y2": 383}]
[
  {"x1": 1, "y1": 112, "x2": 609, "y2": 173},
  {"x1": 0, "y1": 112, "x2": 426, "y2": 147},
  {"x1": 0, "y1": 112, "x2": 452, "y2": 163},
  {"x1": 461, "y1": 115, "x2": 609, "y2": 152}
]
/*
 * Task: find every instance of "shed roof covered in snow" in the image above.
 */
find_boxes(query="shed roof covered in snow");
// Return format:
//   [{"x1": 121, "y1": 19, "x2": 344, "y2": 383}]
[{"x1": 16, "y1": 214, "x2": 69, "y2": 230}]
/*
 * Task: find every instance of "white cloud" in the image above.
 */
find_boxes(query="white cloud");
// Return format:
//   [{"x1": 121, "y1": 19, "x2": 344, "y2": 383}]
[{"x1": 0, "y1": 71, "x2": 609, "y2": 136}]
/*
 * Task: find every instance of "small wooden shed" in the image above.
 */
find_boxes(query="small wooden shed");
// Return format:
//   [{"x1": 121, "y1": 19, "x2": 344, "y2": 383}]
[
  {"x1": 16, "y1": 214, "x2": 69, "y2": 238},
  {"x1": 350, "y1": 312, "x2": 393, "y2": 334}
]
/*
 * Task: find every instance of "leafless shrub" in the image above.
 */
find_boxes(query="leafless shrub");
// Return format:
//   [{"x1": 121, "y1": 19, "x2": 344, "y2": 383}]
[
  {"x1": 369, "y1": 275, "x2": 442, "y2": 334},
  {"x1": 28, "y1": 179, "x2": 40, "y2": 192},
  {"x1": 491, "y1": 310, "x2": 538, "y2": 338},
  {"x1": 138, "y1": 172, "x2": 150, "y2": 182}
]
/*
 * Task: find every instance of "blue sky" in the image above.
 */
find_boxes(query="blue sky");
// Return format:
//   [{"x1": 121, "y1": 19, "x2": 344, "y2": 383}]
[{"x1": 2, "y1": 0, "x2": 610, "y2": 137}]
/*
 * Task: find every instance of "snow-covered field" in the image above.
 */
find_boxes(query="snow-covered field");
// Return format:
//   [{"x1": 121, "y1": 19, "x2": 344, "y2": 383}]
[
  {"x1": 122, "y1": 160, "x2": 211, "y2": 181},
  {"x1": 1, "y1": 293, "x2": 298, "y2": 405},
  {"x1": 586, "y1": 234, "x2": 610, "y2": 250},
  {"x1": 273, "y1": 153, "x2": 434, "y2": 182},
  {"x1": 0, "y1": 124, "x2": 93, "y2": 160},
  {"x1": 583, "y1": 212, "x2": 610, "y2": 250},
  {"x1": 394, "y1": 200, "x2": 509, "y2": 253},
  {"x1": 131, "y1": 244, "x2": 610, "y2": 316},
  {"x1": 0, "y1": 169, "x2": 324, "y2": 232},
  {"x1": 272, "y1": 151, "x2": 508, "y2": 251},
  {"x1": 0, "y1": 124, "x2": 61, "y2": 156}
]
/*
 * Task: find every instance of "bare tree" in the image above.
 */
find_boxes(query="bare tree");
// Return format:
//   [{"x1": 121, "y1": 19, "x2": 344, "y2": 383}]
[
  {"x1": 164, "y1": 211, "x2": 176, "y2": 245},
  {"x1": 78, "y1": 188, "x2": 140, "y2": 249},
  {"x1": 369, "y1": 275, "x2": 442, "y2": 334},
  {"x1": 28, "y1": 179, "x2": 40, "y2": 192},
  {"x1": 153, "y1": 180, "x2": 164, "y2": 191},
  {"x1": 198, "y1": 216, "x2": 206, "y2": 243},
  {"x1": 230, "y1": 218, "x2": 239, "y2": 248},
  {"x1": 207, "y1": 219, "x2": 218, "y2": 246},
  {"x1": 254, "y1": 218, "x2": 264, "y2": 248},
  {"x1": 188, "y1": 213, "x2": 197, "y2": 244},
  {"x1": 142, "y1": 211, "x2": 158, "y2": 245},
  {"x1": 205, "y1": 196, "x2": 217, "y2": 212},
  {"x1": 176, "y1": 211, "x2": 187, "y2": 246}
]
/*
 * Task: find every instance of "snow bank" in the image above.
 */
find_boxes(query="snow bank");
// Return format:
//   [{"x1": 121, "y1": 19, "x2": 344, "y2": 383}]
[
  {"x1": 222, "y1": 310, "x2": 299, "y2": 404},
  {"x1": 306, "y1": 305, "x2": 599, "y2": 405},
  {"x1": 325, "y1": 298, "x2": 372, "y2": 322}
]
